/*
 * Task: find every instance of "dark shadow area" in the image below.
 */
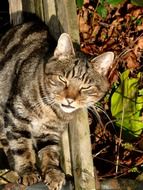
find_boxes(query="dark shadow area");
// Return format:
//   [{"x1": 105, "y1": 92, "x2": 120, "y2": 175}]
[
  {"x1": 0, "y1": 149, "x2": 9, "y2": 169},
  {"x1": 0, "y1": 0, "x2": 10, "y2": 38}
]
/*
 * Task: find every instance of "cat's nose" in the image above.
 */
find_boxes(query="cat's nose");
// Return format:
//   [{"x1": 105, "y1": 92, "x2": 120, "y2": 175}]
[{"x1": 66, "y1": 98, "x2": 74, "y2": 105}]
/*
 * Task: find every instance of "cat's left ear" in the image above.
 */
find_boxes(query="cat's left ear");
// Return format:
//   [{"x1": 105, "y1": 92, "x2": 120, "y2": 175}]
[
  {"x1": 54, "y1": 33, "x2": 75, "y2": 60},
  {"x1": 91, "y1": 52, "x2": 114, "y2": 76}
]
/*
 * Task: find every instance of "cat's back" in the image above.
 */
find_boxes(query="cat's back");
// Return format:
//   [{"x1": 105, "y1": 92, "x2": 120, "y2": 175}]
[
  {"x1": 0, "y1": 22, "x2": 49, "y2": 61},
  {"x1": 0, "y1": 21, "x2": 49, "y2": 104}
]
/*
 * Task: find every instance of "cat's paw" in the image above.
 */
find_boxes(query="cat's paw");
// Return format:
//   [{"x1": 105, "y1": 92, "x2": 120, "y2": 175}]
[
  {"x1": 18, "y1": 171, "x2": 41, "y2": 186},
  {"x1": 44, "y1": 169, "x2": 65, "y2": 190}
]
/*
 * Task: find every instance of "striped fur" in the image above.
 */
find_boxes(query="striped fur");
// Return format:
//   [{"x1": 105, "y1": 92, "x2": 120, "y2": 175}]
[{"x1": 0, "y1": 21, "x2": 114, "y2": 189}]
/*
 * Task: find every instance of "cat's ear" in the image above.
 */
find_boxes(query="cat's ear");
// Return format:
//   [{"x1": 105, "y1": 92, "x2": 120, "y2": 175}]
[
  {"x1": 54, "y1": 33, "x2": 75, "y2": 60},
  {"x1": 91, "y1": 52, "x2": 114, "y2": 76}
]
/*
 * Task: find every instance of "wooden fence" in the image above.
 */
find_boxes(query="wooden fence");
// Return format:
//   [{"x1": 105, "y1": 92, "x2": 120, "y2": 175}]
[{"x1": 6, "y1": 1, "x2": 96, "y2": 189}]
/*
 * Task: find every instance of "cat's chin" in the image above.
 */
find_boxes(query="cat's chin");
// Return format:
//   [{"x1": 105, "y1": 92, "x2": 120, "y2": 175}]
[{"x1": 60, "y1": 105, "x2": 76, "y2": 113}]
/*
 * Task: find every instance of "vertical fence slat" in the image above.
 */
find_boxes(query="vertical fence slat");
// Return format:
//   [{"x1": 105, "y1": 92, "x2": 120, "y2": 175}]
[
  {"x1": 62, "y1": 0, "x2": 80, "y2": 43},
  {"x1": 8, "y1": 0, "x2": 23, "y2": 25},
  {"x1": 34, "y1": 0, "x2": 44, "y2": 21},
  {"x1": 69, "y1": 109, "x2": 96, "y2": 190},
  {"x1": 22, "y1": 0, "x2": 35, "y2": 14},
  {"x1": 61, "y1": 127, "x2": 72, "y2": 176}
]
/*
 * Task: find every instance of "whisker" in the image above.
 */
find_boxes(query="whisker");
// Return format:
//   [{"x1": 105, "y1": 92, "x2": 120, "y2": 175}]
[
  {"x1": 88, "y1": 106, "x2": 105, "y2": 130},
  {"x1": 89, "y1": 105, "x2": 116, "y2": 133},
  {"x1": 95, "y1": 105, "x2": 114, "y2": 127},
  {"x1": 42, "y1": 96, "x2": 55, "y2": 105},
  {"x1": 29, "y1": 96, "x2": 55, "y2": 111}
]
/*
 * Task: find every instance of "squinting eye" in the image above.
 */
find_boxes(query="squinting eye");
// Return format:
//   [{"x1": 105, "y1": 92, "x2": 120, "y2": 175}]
[
  {"x1": 80, "y1": 86, "x2": 92, "y2": 91},
  {"x1": 58, "y1": 75, "x2": 68, "y2": 86},
  {"x1": 49, "y1": 79, "x2": 57, "y2": 86}
]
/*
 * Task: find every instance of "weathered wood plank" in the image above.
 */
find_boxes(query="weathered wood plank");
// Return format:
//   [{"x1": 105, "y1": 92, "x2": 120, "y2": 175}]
[
  {"x1": 61, "y1": 0, "x2": 80, "y2": 43},
  {"x1": 69, "y1": 109, "x2": 96, "y2": 190},
  {"x1": 8, "y1": 0, "x2": 23, "y2": 25},
  {"x1": 55, "y1": 0, "x2": 80, "y2": 43},
  {"x1": 43, "y1": 0, "x2": 62, "y2": 40},
  {"x1": 22, "y1": 0, "x2": 35, "y2": 14},
  {"x1": 42, "y1": 0, "x2": 56, "y2": 24},
  {"x1": 34, "y1": 0, "x2": 44, "y2": 21},
  {"x1": 61, "y1": 127, "x2": 72, "y2": 176}
]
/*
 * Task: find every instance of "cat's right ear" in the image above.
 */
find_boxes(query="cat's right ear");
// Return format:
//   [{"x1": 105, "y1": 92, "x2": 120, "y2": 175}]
[
  {"x1": 54, "y1": 33, "x2": 75, "y2": 60},
  {"x1": 91, "y1": 52, "x2": 114, "y2": 76}
]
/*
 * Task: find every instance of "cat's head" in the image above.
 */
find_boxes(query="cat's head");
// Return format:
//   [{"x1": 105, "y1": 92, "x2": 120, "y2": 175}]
[{"x1": 45, "y1": 33, "x2": 114, "y2": 113}]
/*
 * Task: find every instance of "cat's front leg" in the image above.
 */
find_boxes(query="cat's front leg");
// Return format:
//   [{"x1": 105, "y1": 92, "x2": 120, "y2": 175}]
[
  {"x1": 6, "y1": 129, "x2": 41, "y2": 186},
  {"x1": 38, "y1": 145, "x2": 65, "y2": 190}
]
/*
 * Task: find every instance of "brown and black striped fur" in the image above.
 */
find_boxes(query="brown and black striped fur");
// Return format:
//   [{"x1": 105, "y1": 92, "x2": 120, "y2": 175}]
[{"x1": 0, "y1": 21, "x2": 114, "y2": 189}]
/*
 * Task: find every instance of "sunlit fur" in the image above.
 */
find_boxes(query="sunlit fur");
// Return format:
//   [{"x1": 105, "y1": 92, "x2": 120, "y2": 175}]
[
  {"x1": 0, "y1": 21, "x2": 113, "y2": 189},
  {"x1": 44, "y1": 58, "x2": 110, "y2": 113}
]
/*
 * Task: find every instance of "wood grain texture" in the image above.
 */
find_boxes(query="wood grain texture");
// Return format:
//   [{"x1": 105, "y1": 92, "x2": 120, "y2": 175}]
[{"x1": 69, "y1": 109, "x2": 96, "y2": 190}]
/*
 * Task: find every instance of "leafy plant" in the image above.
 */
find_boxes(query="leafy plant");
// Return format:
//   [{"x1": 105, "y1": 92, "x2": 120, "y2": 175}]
[
  {"x1": 136, "y1": 18, "x2": 142, "y2": 26},
  {"x1": 106, "y1": 0, "x2": 124, "y2": 6},
  {"x1": 76, "y1": 0, "x2": 143, "y2": 18},
  {"x1": 76, "y1": 0, "x2": 84, "y2": 8},
  {"x1": 96, "y1": 5, "x2": 108, "y2": 19},
  {"x1": 96, "y1": 0, "x2": 124, "y2": 19},
  {"x1": 111, "y1": 70, "x2": 143, "y2": 137},
  {"x1": 131, "y1": 0, "x2": 143, "y2": 7},
  {"x1": 96, "y1": 0, "x2": 143, "y2": 18}
]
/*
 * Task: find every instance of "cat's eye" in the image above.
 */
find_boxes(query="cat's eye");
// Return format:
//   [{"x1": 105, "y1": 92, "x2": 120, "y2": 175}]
[
  {"x1": 80, "y1": 86, "x2": 92, "y2": 92},
  {"x1": 58, "y1": 75, "x2": 68, "y2": 86},
  {"x1": 49, "y1": 79, "x2": 57, "y2": 86}
]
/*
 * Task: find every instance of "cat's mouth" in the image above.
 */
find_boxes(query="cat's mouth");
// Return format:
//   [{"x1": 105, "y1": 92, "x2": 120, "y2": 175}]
[{"x1": 60, "y1": 104, "x2": 76, "y2": 113}]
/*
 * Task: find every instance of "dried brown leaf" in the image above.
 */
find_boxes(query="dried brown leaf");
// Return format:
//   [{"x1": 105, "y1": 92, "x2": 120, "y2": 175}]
[{"x1": 124, "y1": 51, "x2": 139, "y2": 69}]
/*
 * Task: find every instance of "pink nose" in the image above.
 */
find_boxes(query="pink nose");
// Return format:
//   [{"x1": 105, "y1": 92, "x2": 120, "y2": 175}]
[{"x1": 66, "y1": 98, "x2": 74, "y2": 105}]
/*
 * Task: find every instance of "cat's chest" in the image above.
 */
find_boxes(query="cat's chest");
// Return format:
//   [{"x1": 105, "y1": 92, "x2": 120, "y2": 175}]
[{"x1": 30, "y1": 106, "x2": 67, "y2": 137}]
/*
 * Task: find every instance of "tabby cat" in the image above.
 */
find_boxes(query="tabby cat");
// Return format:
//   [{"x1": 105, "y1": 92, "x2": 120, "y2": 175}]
[{"x1": 0, "y1": 21, "x2": 114, "y2": 189}]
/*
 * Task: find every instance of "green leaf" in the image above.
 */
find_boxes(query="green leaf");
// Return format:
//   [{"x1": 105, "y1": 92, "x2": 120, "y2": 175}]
[
  {"x1": 131, "y1": 0, "x2": 143, "y2": 7},
  {"x1": 106, "y1": 0, "x2": 124, "y2": 6},
  {"x1": 139, "y1": 89, "x2": 143, "y2": 96},
  {"x1": 136, "y1": 19, "x2": 142, "y2": 25},
  {"x1": 129, "y1": 167, "x2": 139, "y2": 173},
  {"x1": 97, "y1": 5, "x2": 108, "y2": 19},
  {"x1": 100, "y1": 0, "x2": 105, "y2": 5},
  {"x1": 111, "y1": 70, "x2": 143, "y2": 137},
  {"x1": 76, "y1": 0, "x2": 84, "y2": 8}
]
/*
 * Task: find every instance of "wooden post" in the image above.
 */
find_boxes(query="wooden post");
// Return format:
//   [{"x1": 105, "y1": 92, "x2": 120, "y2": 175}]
[
  {"x1": 8, "y1": 0, "x2": 23, "y2": 25},
  {"x1": 69, "y1": 109, "x2": 96, "y2": 190},
  {"x1": 22, "y1": 0, "x2": 35, "y2": 14}
]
